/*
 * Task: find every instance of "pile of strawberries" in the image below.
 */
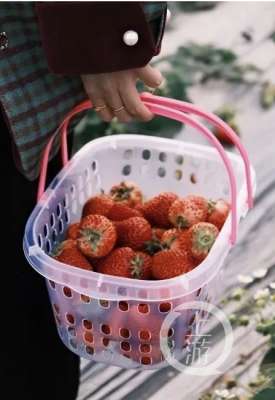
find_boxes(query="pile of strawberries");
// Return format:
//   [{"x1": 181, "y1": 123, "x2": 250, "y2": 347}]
[{"x1": 53, "y1": 181, "x2": 230, "y2": 280}]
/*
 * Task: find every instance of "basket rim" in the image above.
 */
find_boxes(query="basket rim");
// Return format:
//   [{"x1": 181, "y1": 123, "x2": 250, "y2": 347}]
[{"x1": 23, "y1": 135, "x2": 256, "y2": 300}]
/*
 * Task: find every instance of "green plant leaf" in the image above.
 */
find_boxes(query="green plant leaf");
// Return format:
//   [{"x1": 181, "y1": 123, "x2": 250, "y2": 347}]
[
  {"x1": 215, "y1": 107, "x2": 236, "y2": 121},
  {"x1": 256, "y1": 320, "x2": 275, "y2": 336},
  {"x1": 177, "y1": 44, "x2": 237, "y2": 65},
  {"x1": 72, "y1": 112, "x2": 110, "y2": 154},
  {"x1": 260, "y1": 81, "x2": 275, "y2": 109},
  {"x1": 127, "y1": 115, "x2": 182, "y2": 139},
  {"x1": 177, "y1": 2, "x2": 218, "y2": 12},
  {"x1": 252, "y1": 388, "x2": 275, "y2": 400},
  {"x1": 230, "y1": 287, "x2": 245, "y2": 301},
  {"x1": 157, "y1": 43, "x2": 260, "y2": 86},
  {"x1": 260, "y1": 348, "x2": 275, "y2": 384},
  {"x1": 73, "y1": 43, "x2": 260, "y2": 151}
]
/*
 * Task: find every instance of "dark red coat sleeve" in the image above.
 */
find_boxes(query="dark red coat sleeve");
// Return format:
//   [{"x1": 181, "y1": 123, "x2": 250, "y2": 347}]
[{"x1": 36, "y1": 2, "x2": 164, "y2": 75}]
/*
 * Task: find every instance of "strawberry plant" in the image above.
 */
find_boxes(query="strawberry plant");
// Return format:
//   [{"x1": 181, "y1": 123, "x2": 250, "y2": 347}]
[
  {"x1": 251, "y1": 318, "x2": 275, "y2": 399},
  {"x1": 260, "y1": 81, "x2": 275, "y2": 109}
]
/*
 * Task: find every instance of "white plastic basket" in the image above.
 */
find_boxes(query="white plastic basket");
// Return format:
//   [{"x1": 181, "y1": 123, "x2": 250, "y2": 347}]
[{"x1": 24, "y1": 94, "x2": 256, "y2": 369}]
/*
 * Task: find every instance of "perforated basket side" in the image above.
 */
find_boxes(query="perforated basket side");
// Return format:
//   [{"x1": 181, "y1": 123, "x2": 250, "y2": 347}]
[{"x1": 45, "y1": 270, "x2": 219, "y2": 368}]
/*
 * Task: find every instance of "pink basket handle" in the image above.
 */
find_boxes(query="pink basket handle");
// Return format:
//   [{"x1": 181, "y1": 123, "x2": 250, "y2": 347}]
[
  {"x1": 37, "y1": 94, "x2": 252, "y2": 244},
  {"x1": 60, "y1": 93, "x2": 253, "y2": 210}
]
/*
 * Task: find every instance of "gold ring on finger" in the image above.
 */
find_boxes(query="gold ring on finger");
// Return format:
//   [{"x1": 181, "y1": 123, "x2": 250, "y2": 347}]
[
  {"x1": 94, "y1": 105, "x2": 107, "y2": 112},
  {"x1": 113, "y1": 106, "x2": 125, "y2": 113}
]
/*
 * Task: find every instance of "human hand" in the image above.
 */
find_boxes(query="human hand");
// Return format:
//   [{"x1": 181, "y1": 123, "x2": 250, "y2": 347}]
[{"x1": 81, "y1": 64, "x2": 163, "y2": 123}]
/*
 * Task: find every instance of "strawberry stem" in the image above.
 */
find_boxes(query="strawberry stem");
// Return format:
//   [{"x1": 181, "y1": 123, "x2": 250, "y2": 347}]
[
  {"x1": 113, "y1": 186, "x2": 133, "y2": 201},
  {"x1": 80, "y1": 228, "x2": 102, "y2": 251},
  {"x1": 130, "y1": 255, "x2": 144, "y2": 279},
  {"x1": 208, "y1": 199, "x2": 216, "y2": 214},
  {"x1": 176, "y1": 216, "x2": 190, "y2": 228},
  {"x1": 52, "y1": 243, "x2": 63, "y2": 257},
  {"x1": 144, "y1": 239, "x2": 163, "y2": 255},
  {"x1": 163, "y1": 236, "x2": 176, "y2": 249},
  {"x1": 196, "y1": 231, "x2": 216, "y2": 252}
]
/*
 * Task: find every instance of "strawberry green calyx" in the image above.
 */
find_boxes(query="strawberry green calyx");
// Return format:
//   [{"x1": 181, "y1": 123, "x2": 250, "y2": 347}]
[
  {"x1": 194, "y1": 229, "x2": 216, "y2": 252},
  {"x1": 52, "y1": 244, "x2": 63, "y2": 257},
  {"x1": 192, "y1": 223, "x2": 218, "y2": 256},
  {"x1": 176, "y1": 215, "x2": 190, "y2": 229},
  {"x1": 78, "y1": 214, "x2": 116, "y2": 258},
  {"x1": 144, "y1": 238, "x2": 163, "y2": 255},
  {"x1": 80, "y1": 228, "x2": 102, "y2": 251},
  {"x1": 130, "y1": 255, "x2": 144, "y2": 279},
  {"x1": 110, "y1": 181, "x2": 143, "y2": 208},
  {"x1": 52, "y1": 239, "x2": 75, "y2": 257},
  {"x1": 208, "y1": 199, "x2": 216, "y2": 214},
  {"x1": 112, "y1": 186, "x2": 133, "y2": 201}
]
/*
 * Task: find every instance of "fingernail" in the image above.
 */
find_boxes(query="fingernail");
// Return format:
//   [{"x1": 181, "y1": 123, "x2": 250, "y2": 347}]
[
  {"x1": 158, "y1": 77, "x2": 166, "y2": 88},
  {"x1": 156, "y1": 77, "x2": 163, "y2": 86},
  {"x1": 147, "y1": 87, "x2": 156, "y2": 94}
]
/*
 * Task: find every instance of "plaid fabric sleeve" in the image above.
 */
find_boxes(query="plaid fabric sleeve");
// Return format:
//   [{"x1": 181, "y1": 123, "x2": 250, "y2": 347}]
[{"x1": 0, "y1": 2, "x2": 167, "y2": 181}]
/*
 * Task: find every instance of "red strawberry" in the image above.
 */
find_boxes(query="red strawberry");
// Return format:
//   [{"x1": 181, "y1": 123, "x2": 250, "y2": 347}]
[
  {"x1": 125, "y1": 345, "x2": 164, "y2": 366},
  {"x1": 98, "y1": 247, "x2": 152, "y2": 279},
  {"x1": 110, "y1": 181, "x2": 143, "y2": 208},
  {"x1": 108, "y1": 203, "x2": 142, "y2": 221},
  {"x1": 161, "y1": 229, "x2": 181, "y2": 250},
  {"x1": 152, "y1": 249, "x2": 194, "y2": 279},
  {"x1": 98, "y1": 308, "x2": 130, "y2": 343},
  {"x1": 208, "y1": 199, "x2": 230, "y2": 230},
  {"x1": 168, "y1": 195, "x2": 208, "y2": 229},
  {"x1": 82, "y1": 194, "x2": 114, "y2": 218},
  {"x1": 162, "y1": 230, "x2": 200, "y2": 268},
  {"x1": 161, "y1": 229, "x2": 193, "y2": 259},
  {"x1": 213, "y1": 108, "x2": 239, "y2": 146},
  {"x1": 119, "y1": 306, "x2": 164, "y2": 364},
  {"x1": 213, "y1": 127, "x2": 233, "y2": 145},
  {"x1": 116, "y1": 217, "x2": 152, "y2": 250},
  {"x1": 213, "y1": 122, "x2": 239, "y2": 147},
  {"x1": 125, "y1": 313, "x2": 173, "y2": 365},
  {"x1": 134, "y1": 203, "x2": 145, "y2": 216},
  {"x1": 143, "y1": 228, "x2": 165, "y2": 255},
  {"x1": 66, "y1": 222, "x2": 81, "y2": 240},
  {"x1": 53, "y1": 239, "x2": 92, "y2": 270},
  {"x1": 185, "y1": 222, "x2": 219, "y2": 262},
  {"x1": 112, "y1": 220, "x2": 124, "y2": 231},
  {"x1": 152, "y1": 228, "x2": 165, "y2": 241},
  {"x1": 128, "y1": 305, "x2": 163, "y2": 342},
  {"x1": 132, "y1": 251, "x2": 152, "y2": 279},
  {"x1": 77, "y1": 215, "x2": 117, "y2": 258},
  {"x1": 75, "y1": 322, "x2": 114, "y2": 352},
  {"x1": 143, "y1": 192, "x2": 178, "y2": 228}
]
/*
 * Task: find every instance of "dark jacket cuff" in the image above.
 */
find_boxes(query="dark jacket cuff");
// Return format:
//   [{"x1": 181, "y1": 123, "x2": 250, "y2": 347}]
[{"x1": 36, "y1": 2, "x2": 166, "y2": 75}]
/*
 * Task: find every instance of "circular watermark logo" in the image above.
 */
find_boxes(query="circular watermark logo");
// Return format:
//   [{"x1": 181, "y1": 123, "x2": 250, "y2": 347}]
[{"x1": 160, "y1": 300, "x2": 233, "y2": 376}]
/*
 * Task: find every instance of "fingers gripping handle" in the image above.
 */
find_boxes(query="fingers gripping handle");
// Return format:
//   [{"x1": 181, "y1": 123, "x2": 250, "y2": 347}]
[{"x1": 38, "y1": 94, "x2": 252, "y2": 244}]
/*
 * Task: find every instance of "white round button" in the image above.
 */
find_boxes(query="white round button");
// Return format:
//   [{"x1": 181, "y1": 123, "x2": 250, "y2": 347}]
[{"x1": 123, "y1": 30, "x2": 139, "y2": 46}]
